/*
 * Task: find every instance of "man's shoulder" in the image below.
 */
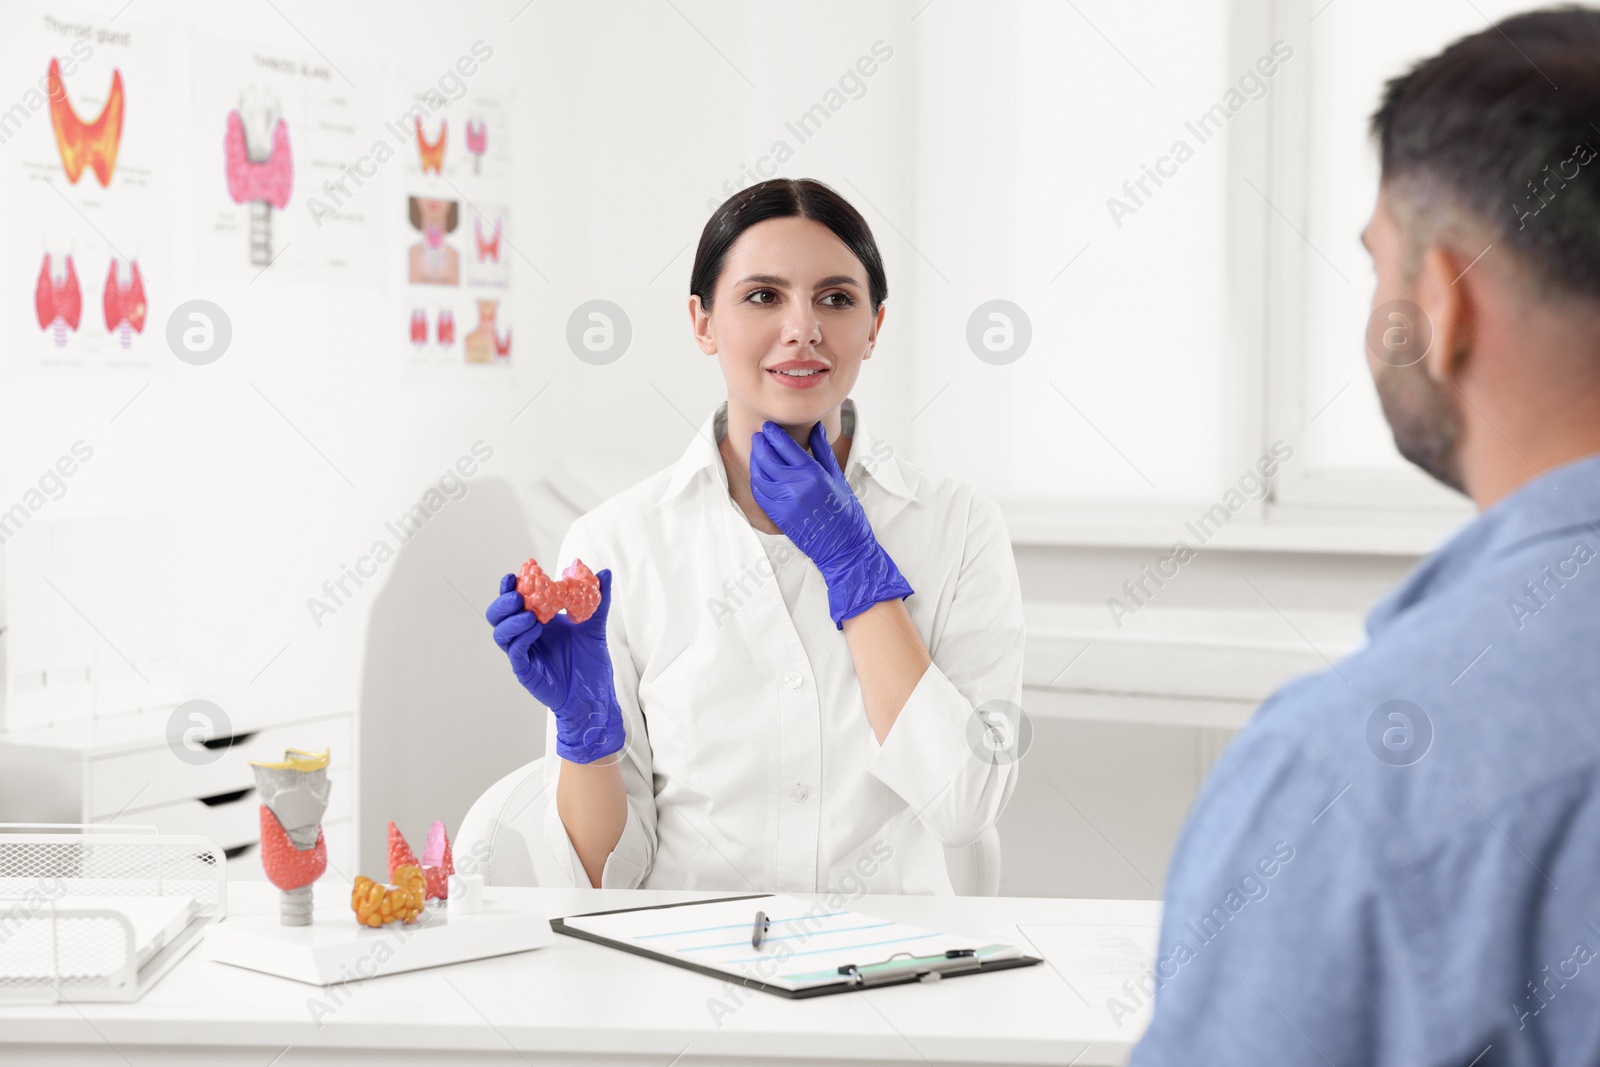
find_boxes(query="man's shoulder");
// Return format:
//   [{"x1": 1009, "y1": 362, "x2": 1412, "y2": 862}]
[{"x1": 1232, "y1": 545, "x2": 1600, "y2": 854}]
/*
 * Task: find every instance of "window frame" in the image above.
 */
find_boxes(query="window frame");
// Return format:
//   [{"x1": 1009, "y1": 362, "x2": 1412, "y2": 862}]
[{"x1": 1255, "y1": 0, "x2": 1473, "y2": 534}]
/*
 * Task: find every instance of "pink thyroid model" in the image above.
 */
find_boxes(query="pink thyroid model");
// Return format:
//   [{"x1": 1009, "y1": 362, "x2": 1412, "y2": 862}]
[
  {"x1": 388, "y1": 820, "x2": 454, "y2": 901},
  {"x1": 517, "y1": 557, "x2": 600, "y2": 624}
]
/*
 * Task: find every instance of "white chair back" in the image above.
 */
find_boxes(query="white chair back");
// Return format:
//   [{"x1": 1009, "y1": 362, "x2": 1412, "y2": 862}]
[{"x1": 458, "y1": 757, "x2": 1002, "y2": 895}]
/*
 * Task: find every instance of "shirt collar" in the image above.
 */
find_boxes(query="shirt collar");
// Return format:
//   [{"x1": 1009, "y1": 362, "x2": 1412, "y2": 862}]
[
  {"x1": 1366, "y1": 450, "x2": 1600, "y2": 633},
  {"x1": 1480, "y1": 450, "x2": 1600, "y2": 556},
  {"x1": 656, "y1": 397, "x2": 914, "y2": 508}
]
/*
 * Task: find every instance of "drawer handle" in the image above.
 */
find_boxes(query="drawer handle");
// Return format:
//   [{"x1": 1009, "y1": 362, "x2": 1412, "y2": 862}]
[
  {"x1": 201, "y1": 730, "x2": 259, "y2": 752},
  {"x1": 224, "y1": 842, "x2": 256, "y2": 860},
  {"x1": 199, "y1": 787, "x2": 255, "y2": 807}
]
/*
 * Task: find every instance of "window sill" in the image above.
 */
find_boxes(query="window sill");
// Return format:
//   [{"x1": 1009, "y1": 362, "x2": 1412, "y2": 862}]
[
  {"x1": 1023, "y1": 601, "x2": 1366, "y2": 717},
  {"x1": 998, "y1": 499, "x2": 1470, "y2": 556}
]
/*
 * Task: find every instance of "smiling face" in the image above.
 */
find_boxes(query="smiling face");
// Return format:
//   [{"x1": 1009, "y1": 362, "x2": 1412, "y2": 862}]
[{"x1": 690, "y1": 215, "x2": 884, "y2": 428}]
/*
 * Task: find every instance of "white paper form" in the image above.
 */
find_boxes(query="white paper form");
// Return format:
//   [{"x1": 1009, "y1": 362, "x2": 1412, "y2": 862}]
[
  {"x1": 1015, "y1": 922, "x2": 1160, "y2": 1038},
  {"x1": 561, "y1": 894, "x2": 1023, "y2": 991}
]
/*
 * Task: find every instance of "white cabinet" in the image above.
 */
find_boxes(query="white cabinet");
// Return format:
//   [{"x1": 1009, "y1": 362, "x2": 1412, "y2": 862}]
[{"x1": 0, "y1": 708, "x2": 356, "y2": 883}]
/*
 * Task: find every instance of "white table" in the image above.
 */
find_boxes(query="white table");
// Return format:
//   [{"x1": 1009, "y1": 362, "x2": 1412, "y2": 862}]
[{"x1": 0, "y1": 879, "x2": 1163, "y2": 1066}]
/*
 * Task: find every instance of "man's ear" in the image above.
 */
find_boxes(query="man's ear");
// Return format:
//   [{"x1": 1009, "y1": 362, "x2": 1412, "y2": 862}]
[
  {"x1": 1415, "y1": 245, "x2": 1477, "y2": 383},
  {"x1": 689, "y1": 295, "x2": 717, "y2": 355}
]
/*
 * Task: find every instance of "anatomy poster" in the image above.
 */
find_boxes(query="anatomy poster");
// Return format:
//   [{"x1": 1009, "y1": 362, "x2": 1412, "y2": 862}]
[
  {"x1": 191, "y1": 35, "x2": 380, "y2": 284},
  {"x1": 399, "y1": 68, "x2": 513, "y2": 374},
  {"x1": 3, "y1": 5, "x2": 170, "y2": 371}
]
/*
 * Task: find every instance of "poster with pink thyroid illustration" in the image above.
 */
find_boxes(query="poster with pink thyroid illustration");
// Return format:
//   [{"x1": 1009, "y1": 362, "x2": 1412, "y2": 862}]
[
  {"x1": 191, "y1": 34, "x2": 380, "y2": 285},
  {"x1": 400, "y1": 72, "x2": 513, "y2": 375}
]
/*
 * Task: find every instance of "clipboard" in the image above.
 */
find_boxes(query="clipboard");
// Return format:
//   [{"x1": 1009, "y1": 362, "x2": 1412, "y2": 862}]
[{"x1": 550, "y1": 892, "x2": 1045, "y2": 999}]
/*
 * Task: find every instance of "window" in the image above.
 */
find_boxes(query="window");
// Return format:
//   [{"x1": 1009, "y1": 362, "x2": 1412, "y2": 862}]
[
  {"x1": 1263, "y1": 0, "x2": 1550, "y2": 524},
  {"x1": 904, "y1": 0, "x2": 1554, "y2": 546}
]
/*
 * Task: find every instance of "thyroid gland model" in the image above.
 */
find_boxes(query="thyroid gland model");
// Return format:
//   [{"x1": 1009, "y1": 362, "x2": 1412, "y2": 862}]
[
  {"x1": 35, "y1": 254, "x2": 82, "y2": 347},
  {"x1": 517, "y1": 557, "x2": 601, "y2": 623},
  {"x1": 48, "y1": 58, "x2": 124, "y2": 187},
  {"x1": 349, "y1": 821, "x2": 454, "y2": 928},
  {"x1": 103, "y1": 258, "x2": 147, "y2": 348},
  {"x1": 252, "y1": 748, "x2": 332, "y2": 926},
  {"x1": 224, "y1": 92, "x2": 294, "y2": 266}
]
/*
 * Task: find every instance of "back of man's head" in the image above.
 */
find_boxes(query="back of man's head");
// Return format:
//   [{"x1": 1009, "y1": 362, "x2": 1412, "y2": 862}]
[
  {"x1": 1362, "y1": 6, "x2": 1600, "y2": 506},
  {"x1": 1372, "y1": 6, "x2": 1600, "y2": 300}
]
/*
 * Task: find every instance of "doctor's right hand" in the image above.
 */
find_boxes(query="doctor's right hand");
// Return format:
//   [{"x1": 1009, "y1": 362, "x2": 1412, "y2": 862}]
[{"x1": 485, "y1": 570, "x2": 626, "y2": 764}]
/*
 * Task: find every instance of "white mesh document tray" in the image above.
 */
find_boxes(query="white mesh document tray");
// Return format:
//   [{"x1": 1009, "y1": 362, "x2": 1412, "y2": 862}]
[{"x1": 0, "y1": 823, "x2": 227, "y2": 1002}]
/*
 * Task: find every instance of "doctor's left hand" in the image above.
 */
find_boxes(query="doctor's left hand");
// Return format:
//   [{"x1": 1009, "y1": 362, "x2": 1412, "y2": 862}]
[
  {"x1": 750, "y1": 420, "x2": 913, "y2": 629},
  {"x1": 486, "y1": 571, "x2": 626, "y2": 764}
]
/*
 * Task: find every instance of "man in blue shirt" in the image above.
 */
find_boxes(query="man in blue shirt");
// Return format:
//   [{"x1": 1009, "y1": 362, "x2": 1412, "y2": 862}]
[{"x1": 1132, "y1": 10, "x2": 1600, "y2": 1065}]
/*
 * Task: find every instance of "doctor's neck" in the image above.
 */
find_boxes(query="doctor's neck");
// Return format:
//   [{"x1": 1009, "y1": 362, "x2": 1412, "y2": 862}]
[{"x1": 718, "y1": 395, "x2": 851, "y2": 489}]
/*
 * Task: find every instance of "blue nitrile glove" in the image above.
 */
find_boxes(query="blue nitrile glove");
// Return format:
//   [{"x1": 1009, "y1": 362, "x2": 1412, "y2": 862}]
[
  {"x1": 749, "y1": 420, "x2": 913, "y2": 628},
  {"x1": 486, "y1": 570, "x2": 626, "y2": 764}
]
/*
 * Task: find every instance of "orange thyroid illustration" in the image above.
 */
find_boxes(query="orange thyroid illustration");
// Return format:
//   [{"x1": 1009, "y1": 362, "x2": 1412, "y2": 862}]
[
  {"x1": 48, "y1": 58, "x2": 125, "y2": 187},
  {"x1": 415, "y1": 116, "x2": 445, "y2": 174}
]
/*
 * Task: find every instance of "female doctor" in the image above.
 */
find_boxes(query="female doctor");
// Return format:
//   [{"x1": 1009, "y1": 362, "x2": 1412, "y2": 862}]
[{"x1": 485, "y1": 178, "x2": 1025, "y2": 894}]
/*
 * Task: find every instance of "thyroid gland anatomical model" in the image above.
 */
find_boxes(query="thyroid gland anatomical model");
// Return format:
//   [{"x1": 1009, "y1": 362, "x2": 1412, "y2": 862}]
[
  {"x1": 35, "y1": 254, "x2": 82, "y2": 347},
  {"x1": 103, "y1": 258, "x2": 147, "y2": 348},
  {"x1": 224, "y1": 91, "x2": 294, "y2": 266},
  {"x1": 252, "y1": 748, "x2": 332, "y2": 926},
  {"x1": 389, "y1": 821, "x2": 454, "y2": 900},
  {"x1": 517, "y1": 557, "x2": 601, "y2": 623},
  {"x1": 48, "y1": 58, "x2": 124, "y2": 187},
  {"x1": 349, "y1": 821, "x2": 454, "y2": 928}
]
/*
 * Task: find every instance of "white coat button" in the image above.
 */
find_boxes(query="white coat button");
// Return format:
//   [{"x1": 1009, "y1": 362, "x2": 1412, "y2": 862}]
[
  {"x1": 784, "y1": 671, "x2": 802, "y2": 689},
  {"x1": 790, "y1": 785, "x2": 808, "y2": 803}
]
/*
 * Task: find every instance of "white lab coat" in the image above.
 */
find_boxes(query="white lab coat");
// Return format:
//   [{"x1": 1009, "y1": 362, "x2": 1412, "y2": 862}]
[{"x1": 544, "y1": 397, "x2": 1025, "y2": 894}]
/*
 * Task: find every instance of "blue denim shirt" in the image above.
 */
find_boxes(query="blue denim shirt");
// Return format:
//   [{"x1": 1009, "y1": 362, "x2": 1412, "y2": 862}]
[{"x1": 1130, "y1": 453, "x2": 1600, "y2": 1067}]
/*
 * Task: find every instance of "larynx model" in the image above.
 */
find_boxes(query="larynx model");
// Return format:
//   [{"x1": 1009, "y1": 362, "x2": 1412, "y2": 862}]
[{"x1": 252, "y1": 747, "x2": 332, "y2": 926}]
